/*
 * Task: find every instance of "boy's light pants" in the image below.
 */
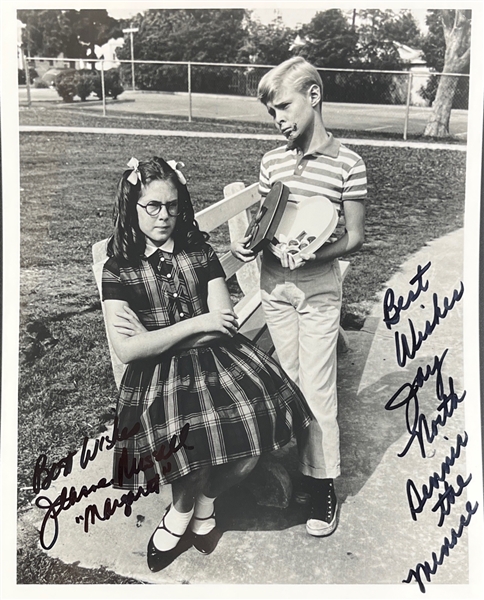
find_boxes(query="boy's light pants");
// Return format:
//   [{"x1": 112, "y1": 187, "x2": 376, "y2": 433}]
[{"x1": 261, "y1": 255, "x2": 342, "y2": 480}]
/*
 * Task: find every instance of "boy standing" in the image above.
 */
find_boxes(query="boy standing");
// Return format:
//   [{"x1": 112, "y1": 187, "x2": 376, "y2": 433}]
[{"x1": 231, "y1": 57, "x2": 367, "y2": 537}]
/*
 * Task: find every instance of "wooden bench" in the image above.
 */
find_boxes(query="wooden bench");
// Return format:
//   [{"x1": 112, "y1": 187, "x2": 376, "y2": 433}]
[
  {"x1": 92, "y1": 181, "x2": 350, "y2": 507},
  {"x1": 92, "y1": 181, "x2": 350, "y2": 389}
]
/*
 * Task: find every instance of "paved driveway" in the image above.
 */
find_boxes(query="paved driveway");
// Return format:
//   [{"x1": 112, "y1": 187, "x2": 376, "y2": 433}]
[{"x1": 18, "y1": 87, "x2": 468, "y2": 139}]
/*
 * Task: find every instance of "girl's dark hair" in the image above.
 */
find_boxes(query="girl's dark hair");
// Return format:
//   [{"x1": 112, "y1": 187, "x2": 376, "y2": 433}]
[{"x1": 107, "y1": 156, "x2": 209, "y2": 263}]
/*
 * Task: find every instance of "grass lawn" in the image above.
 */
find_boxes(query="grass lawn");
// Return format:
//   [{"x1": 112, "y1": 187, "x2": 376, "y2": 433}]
[
  {"x1": 16, "y1": 124, "x2": 466, "y2": 583},
  {"x1": 19, "y1": 103, "x2": 467, "y2": 144}
]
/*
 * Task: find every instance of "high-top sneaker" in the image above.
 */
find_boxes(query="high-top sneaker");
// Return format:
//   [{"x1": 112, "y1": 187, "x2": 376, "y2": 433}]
[{"x1": 306, "y1": 478, "x2": 338, "y2": 537}]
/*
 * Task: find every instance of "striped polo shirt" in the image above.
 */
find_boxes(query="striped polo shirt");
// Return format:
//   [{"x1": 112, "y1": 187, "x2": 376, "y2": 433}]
[{"x1": 258, "y1": 133, "x2": 367, "y2": 218}]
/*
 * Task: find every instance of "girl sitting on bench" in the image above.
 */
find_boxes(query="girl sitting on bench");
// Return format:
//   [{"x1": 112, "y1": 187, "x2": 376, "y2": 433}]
[{"x1": 101, "y1": 156, "x2": 312, "y2": 572}]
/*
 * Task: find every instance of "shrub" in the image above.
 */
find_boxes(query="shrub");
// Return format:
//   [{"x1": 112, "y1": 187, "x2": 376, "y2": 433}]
[
  {"x1": 33, "y1": 78, "x2": 50, "y2": 89},
  {"x1": 321, "y1": 69, "x2": 401, "y2": 105},
  {"x1": 76, "y1": 69, "x2": 98, "y2": 101},
  {"x1": 54, "y1": 69, "x2": 79, "y2": 102},
  {"x1": 18, "y1": 67, "x2": 38, "y2": 85},
  {"x1": 125, "y1": 63, "x2": 187, "y2": 92},
  {"x1": 92, "y1": 68, "x2": 124, "y2": 100},
  {"x1": 106, "y1": 69, "x2": 124, "y2": 99},
  {"x1": 54, "y1": 69, "x2": 102, "y2": 103}
]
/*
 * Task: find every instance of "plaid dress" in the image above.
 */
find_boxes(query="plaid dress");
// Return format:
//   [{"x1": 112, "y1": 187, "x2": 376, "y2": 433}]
[{"x1": 102, "y1": 242, "x2": 312, "y2": 490}]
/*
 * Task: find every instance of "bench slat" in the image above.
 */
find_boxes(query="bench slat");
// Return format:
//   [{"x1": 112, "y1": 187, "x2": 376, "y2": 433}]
[
  {"x1": 219, "y1": 251, "x2": 248, "y2": 281},
  {"x1": 196, "y1": 183, "x2": 259, "y2": 232},
  {"x1": 233, "y1": 289, "x2": 262, "y2": 324}
]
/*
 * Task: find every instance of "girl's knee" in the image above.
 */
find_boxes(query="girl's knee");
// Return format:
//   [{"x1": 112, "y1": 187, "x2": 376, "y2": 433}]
[
  {"x1": 236, "y1": 455, "x2": 259, "y2": 477},
  {"x1": 173, "y1": 466, "x2": 210, "y2": 495}
]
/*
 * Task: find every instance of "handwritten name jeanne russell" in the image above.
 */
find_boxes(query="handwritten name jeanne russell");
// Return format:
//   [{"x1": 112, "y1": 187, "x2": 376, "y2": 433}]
[
  {"x1": 32, "y1": 420, "x2": 192, "y2": 551},
  {"x1": 383, "y1": 261, "x2": 478, "y2": 593}
]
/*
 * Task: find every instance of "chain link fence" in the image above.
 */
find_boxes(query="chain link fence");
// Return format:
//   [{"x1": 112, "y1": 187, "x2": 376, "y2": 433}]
[{"x1": 19, "y1": 56, "x2": 469, "y2": 139}]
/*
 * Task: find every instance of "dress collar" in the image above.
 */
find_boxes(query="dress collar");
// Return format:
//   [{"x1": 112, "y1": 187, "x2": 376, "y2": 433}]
[{"x1": 144, "y1": 237, "x2": 174, "y2": 258}]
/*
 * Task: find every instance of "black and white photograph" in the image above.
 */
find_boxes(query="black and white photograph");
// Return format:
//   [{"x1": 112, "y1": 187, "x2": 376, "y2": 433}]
[{"x1": 1, "y1": 0, "x2": 484, "y2": 597}]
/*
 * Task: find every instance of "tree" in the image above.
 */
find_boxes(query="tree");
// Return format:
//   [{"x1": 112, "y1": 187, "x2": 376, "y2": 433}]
[
  {"x1": 380, "y1": 11, "x2": 422, "y2": 47},
  {"x1": 295, "y1": 9, "x2": 359, "y2": 68},
  {"x1": 116, "y1": 8, "x2": 250, "y2": 93},
  {"x1": 18, "y1": 9, "x2": 82, "y2": 58},
  {"x1": 420, "y1": 10, "x2": 447, "y2": 71},
  {"x1": 423, "y1": 10, "x2": 471, "y2": 137},
  {"x1": 118, "y1": 8, "x2": 249, "y2": 63},
  {"x1": 237, "y1": 15, "x2": 294, "y2": 65},
  {"x1": 355, "y1": 9, "x2": 421, "y2": 48},
  {"x1": 352, "y1": 9, "x2": 422, "y2": 70},
  {"x1": 72, "y1": 9, "x2": 123, "y2": 62},
  {"x1": 17, "y1": 9, "x2": 122, "y2": 60}
]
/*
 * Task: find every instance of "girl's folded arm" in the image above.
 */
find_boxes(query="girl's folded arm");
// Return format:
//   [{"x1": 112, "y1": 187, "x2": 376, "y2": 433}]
[
  {"x1": 104, "y1": 298, "x2": 237, "y2": 363},
  {"x1": 207, "y1": 276, "x2": 235, "y2": 312}
]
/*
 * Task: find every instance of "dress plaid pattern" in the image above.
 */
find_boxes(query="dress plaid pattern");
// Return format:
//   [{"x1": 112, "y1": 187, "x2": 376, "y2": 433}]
[{"x1": 102, "y1": 243, "x2": 312, "y2": 490}]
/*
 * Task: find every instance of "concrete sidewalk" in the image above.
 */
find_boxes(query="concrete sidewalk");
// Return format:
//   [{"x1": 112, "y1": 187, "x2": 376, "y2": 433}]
[
  {"x1": 20, "y1": 229, "x2": 469, "y2": 588},
  {"x1": 19, "y1": 124, "x2": 467, "y2": 151}
]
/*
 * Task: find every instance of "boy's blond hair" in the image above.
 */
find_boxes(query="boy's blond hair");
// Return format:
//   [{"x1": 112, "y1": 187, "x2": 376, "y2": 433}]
[{"x1": 257, "y1": 57, "x2": 323, "y2": 107}]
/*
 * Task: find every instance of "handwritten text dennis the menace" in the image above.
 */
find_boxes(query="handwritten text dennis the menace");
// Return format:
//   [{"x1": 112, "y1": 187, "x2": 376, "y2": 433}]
[{"x1": 383, "y1": 261, "x2": 478, "y2": 593}]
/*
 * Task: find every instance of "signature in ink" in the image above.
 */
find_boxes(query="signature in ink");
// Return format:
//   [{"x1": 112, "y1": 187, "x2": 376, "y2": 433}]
[
  {"x1": 32, "y1": 449, "x2": 78, "y2": 496},
  {"x1": 431, "y1": 473, "x2": 472, "y2": 527},
  {"x1": 36, "y1": 475, "x2": 113, "y2": 550},
  {"x1": 79, "y1": 417, "x2": 141, "y2": 470},
  {"x1": 393, "y1": 283, "x2": 464, "y2": 368},
  {"x1": 34, "y1": 423, "x2": 192, "y2": 550},
  {"x1": 78, "y1": 477, "x2": 161, "y2": 534},
  {"x1": 116, "y1": 422, "x2": 193, "y2": 486},
  {"x1": 383, "y1": 262, "x2": 431, "y2": 329},
  {"x1": 406, "y1": 432, "x2": 469, "y2": 522},
  {"x1": 403, "y1": 500, "x2": 479, "y2": 593},
  {"x1": 32, "y1": 417, "x2": 141, "y2": 494},
  {"x1": 385, "y1": 350, "x2": 466, "y2": 458}
]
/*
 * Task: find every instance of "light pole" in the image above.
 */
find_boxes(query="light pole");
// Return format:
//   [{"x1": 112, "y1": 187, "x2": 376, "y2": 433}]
[
  {"x1": 122, "y1": 27, "x2": 139, "y2": 91},
  {"x1": 18, "y1": 22, "x2": 31, "y2": 108}
]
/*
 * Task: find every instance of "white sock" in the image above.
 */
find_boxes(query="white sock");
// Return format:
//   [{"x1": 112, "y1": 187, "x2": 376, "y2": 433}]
[
  {"x1": 153, "y1": 504, "x2": 194, "y2": 551},
  {"x1": 191, "y1": 493, "x2": 216, "y2": 535}
]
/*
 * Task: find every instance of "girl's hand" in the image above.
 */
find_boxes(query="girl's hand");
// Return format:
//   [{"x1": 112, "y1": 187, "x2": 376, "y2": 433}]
[
  {"x1": 113, "y1": 306, "x2": 147, "y2": 337},
  {"x1": 199, "y1": 309, "x2": 239, "y2": 337},
  {"x1": 231, "y1": 237, "x2": 256, "y2": 262}
]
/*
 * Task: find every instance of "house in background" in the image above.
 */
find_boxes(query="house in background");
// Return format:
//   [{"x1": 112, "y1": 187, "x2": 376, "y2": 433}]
[
  {"x1": 17, "y1": 16, "x2": 125, "y2": 79},
  {"x1": 93, "y1": 37, "x2": 125, "y2": 70},
  {"x1": 395, "y1": 41, "x2": 431, "y2": 106}
]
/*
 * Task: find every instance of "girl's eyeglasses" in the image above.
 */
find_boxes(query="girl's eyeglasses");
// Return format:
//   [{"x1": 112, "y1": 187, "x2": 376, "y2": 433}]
[{"x1": 137, "y1": 200, "x2": 179, "y2": 217}]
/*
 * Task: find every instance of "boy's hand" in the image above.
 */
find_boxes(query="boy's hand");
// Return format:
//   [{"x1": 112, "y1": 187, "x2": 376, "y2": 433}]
[
  {"x1": 231, "y1": 236, "x2": 256, "y2": 262},
  {"x1": 279, "y1": 248, "x2": 316, "y2": 270}
]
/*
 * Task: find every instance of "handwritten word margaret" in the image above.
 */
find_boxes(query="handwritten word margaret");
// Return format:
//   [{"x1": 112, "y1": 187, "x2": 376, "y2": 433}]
[
  {"x1": 77, "y1": 477, "x2": 160, "y2": 534},
  {"x1": 34, "y1": 424, "x2": 191, "y2": 550},
  {"x1": 385, "y1": 350, "x2": 466, "y2": 458}
]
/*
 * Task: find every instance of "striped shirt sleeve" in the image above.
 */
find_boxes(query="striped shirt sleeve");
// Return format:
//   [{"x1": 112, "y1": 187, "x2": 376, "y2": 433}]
[
  {"x1": 258, "y1": 156, "x2": 271, "y2": 198},
  {"x1": 342, "y1": 156, "x2": 367, "y2": 202}
]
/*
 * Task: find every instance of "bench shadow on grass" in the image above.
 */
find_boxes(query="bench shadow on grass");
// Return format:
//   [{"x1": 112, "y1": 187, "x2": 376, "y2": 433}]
[{"x1": 212, "y1": 316, "x2": 441, "y2": 535}]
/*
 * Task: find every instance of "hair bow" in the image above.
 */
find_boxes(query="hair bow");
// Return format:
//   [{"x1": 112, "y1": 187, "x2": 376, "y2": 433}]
[
  {"x1": 167, "y1": 160, "x2": 187, "y2": 185},
  {"x1": 126, "y1": 157, "x2": 141, "y2": 185}
]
